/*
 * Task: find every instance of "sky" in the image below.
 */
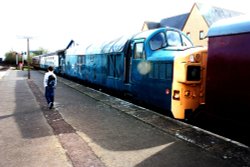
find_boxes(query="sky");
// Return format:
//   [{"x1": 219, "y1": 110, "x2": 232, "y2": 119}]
[{"x1": 0, "y1": 0, "x2": 249, "y2": 58}]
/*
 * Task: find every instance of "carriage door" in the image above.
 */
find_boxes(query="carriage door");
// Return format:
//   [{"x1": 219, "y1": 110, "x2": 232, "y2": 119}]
[
  {"x1": 58, "y1": 52, "x2": 65, "y2": 74},
  {"x1": 130, "y1": 39, "x2": 146, "y2": 83},
  {"x1": 124, "y1": 39, "x2": 145, "y2": 84},
  {"x1": 124, "y1": 46, "x2": 131, "y2": 83}
]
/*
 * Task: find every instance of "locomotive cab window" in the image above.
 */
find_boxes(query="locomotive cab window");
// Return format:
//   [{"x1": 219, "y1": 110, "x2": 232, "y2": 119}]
[
  {"x1": 134, "y1": 43, "x2": 145, "y2": 59},
  {"x1": 181, "y1": 34, "x2": 193, "y2": 47},
  {"x1": 149, "y1": 32, "x2": 167, "y2": 50},
  {"x1": 166, "y1": 31, "x2": 182, "y2": 47}
]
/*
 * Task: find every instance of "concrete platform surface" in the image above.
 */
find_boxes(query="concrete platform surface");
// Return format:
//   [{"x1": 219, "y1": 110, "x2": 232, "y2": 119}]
[{"x1": 0, "y1": 69, "x2": 249, "y2": 167}]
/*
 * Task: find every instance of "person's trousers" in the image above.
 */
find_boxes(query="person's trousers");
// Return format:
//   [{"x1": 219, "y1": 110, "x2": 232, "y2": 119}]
[{"x1": 45, "y1": 86, "x2": 55, "y2": 104}]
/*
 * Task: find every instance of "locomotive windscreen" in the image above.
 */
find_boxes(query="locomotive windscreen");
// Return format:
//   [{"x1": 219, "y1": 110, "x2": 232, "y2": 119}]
[{"x1": 187, "y1": 66, "x2": 201, "y2": 81}]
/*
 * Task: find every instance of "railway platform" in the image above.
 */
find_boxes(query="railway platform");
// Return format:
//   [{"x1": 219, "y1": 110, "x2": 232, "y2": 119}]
[{"x1": 0, "y1": 68, "x2": 249, "y2": 167}]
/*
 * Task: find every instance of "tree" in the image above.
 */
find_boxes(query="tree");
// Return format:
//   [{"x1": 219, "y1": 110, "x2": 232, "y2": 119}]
[
  {"x1": 31, "y1": 47, "x2": 48, "y2": 56},
  {"x1": 4, "y1": 51, "x2": 21, "y2": 65},
  {"x1": 3, "y1": 47, "x2": 48, "y2": 65}
]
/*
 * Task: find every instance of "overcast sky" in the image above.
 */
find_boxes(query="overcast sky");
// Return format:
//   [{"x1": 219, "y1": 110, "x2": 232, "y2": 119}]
[{"x1": 0, "y1": 0, "x2": 249, "y2": 58}]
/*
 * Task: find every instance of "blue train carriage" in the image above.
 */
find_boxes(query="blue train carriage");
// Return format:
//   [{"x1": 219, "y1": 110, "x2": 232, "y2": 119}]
[
  {"x1": 206, "y1": 16, "x2": 250, "y2": 121},
  {"x1": 39, "y1": 52, "x2": 60, "y2": 73},
  {"x1": 63, "y1": 42, "x2": 88, "y2": 80},
  {"x1": 64, "y1": 36, "x2": 131, "y2": 88},
  {"x1": 129, "y1": 28, "x2": 207, "y2": 119},
  {"x1": 85, "y1": 36, "x2": 131, "y2": 88}
]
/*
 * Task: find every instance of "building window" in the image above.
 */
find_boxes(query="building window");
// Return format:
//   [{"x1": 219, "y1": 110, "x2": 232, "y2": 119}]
[{"x1": 199, "y1": 30, "x2": 204, "y2": 40}]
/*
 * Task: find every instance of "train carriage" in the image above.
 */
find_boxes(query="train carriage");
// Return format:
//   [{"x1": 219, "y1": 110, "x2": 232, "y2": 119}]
[
  {"x1": 39, "y1": 52, "x2": 60, "y2": 73},
  {"x1": 65, "y1": 35, "x2": 131, "y2": 89},
  {"x1": 207, "y1": 16, "x2": 250, "y2": 123},
  {"x1": 64, "y1": 27, "x2": 207, "y2": 119},
  {"x1": 31, "y1": 55, "x2": 40, "y2": 69}
]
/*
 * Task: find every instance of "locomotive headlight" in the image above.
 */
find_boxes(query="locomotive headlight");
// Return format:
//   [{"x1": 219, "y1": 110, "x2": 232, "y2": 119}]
[
  {"x1": 195, "y1": 54, "x2": 201, "y2": 62},
  {"x1": 173, "y1": 90, "x2": 180, "y2": 100},
  {"x1": 189, "y1": 55, "x2": 195, "y2": 62},
  {"x1": 184, "y1": 90, "x2": 190, "y2": 96},
  {"x1": 190, "y1": 54, "x2": 201, "y2": 63}
]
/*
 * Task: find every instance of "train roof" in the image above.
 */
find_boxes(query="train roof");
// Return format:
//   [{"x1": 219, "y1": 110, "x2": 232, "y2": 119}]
[
  {"x1": 85, "y1": 35, "x2": 132, "y2": 54},
  {"x1": 68, "y1": 27, "x2": 188, "y2": 55},
  {"x1": 132, "y1": 27, "x2": 181, "y2": 39},
  {"x1": 85, "y1": 29, "x2": 162, "y2": 54},
  {"x1": 66, "y1": 42, "x2": 86, "y2": 55},
  {"x1": 132, "y1": 29, "x2": 161, "y2": 39},
  {"x1": 208, "y1": 15, "x2": 250, "y2": 37}
]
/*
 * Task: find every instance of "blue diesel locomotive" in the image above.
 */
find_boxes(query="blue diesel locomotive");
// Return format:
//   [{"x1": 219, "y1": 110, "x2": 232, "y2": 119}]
[{"x1": 36, "y1": 27, "x2": 207, "y2": 119}]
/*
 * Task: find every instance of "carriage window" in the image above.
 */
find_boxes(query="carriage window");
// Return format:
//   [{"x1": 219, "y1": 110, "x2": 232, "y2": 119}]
[
  {"x1": 149, "y1": 32, "x2": 167, "y2": 50},
  {"x1": 166, "y1": 31, "x2": 182, "y2": 46},
  {"x1": 108, "y1": 54, "x2": 115, "y2": 77},
  {"x1": 108, "y1": 54, "x2": 122, "y2": 78},
  {"x1": 134, "y1": 43, "x2": 145, "y2": 59},
  {"x1": 77, "y1": 55, "x2": 83, "y2": 64}
]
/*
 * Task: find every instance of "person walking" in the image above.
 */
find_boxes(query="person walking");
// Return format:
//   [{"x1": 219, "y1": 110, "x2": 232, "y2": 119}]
[{"x1": 43, "y1": 66, "x2": 57, "y2": 109}]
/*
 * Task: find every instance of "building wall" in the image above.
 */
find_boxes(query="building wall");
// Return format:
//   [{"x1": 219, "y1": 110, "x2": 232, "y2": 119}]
[
  {"x1": 183, "y1": 5, "x2": 208, "y2": 46},
  {"x1": 141, "y1": 23, "x2": 148, "y2": 31}
]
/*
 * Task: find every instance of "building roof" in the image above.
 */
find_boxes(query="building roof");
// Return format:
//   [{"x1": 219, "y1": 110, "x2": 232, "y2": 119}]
[
  {"x1": 142, "y1": 2, "x2": 243, "y2": 31},
  {"x1": 143, "y1": 21, "x2": 160, "y2": 29},
  {"x1": 196, "y1": 3, "x2": 243, "y2": 27},
  {"x1": 159, "y1": 13, "x2": 189, "y2": 30}
]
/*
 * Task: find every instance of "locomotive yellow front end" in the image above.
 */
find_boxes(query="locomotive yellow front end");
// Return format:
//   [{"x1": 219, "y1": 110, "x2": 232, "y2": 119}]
[{"x1": 171, "y1": 47, "x2": 207, "y2": 119}]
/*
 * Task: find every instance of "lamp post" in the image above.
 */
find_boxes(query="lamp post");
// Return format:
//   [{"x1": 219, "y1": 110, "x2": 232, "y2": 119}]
[
  {"x1": 26, "y1": 37, "x2": 30, "y2": 79},
  {"x1": 18, "y1": 36, "x2": 32, "y2": 79}
]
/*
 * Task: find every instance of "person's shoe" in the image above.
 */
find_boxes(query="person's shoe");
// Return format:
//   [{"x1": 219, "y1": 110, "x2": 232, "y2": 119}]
[{"x1": 48, "y1": 102, "x2": 53, "y2": 109}]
